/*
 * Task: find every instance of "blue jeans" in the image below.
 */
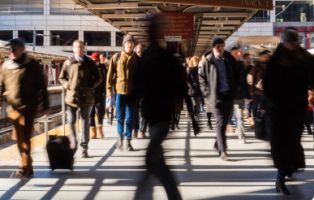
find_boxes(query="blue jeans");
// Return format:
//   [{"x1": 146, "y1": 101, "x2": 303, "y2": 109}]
[
  {"x1": 233, "y1": 99, "x2": 245, "y2": 139},
  {"x1": 115, "y1": 94, "x2": 134, "y2": 139},
  {"x1": 67, "y1": 104, "x2": 92, "y2": 150}
]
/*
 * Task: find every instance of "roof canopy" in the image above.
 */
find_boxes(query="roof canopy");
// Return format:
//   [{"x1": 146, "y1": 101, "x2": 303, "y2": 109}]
[{"x1": 73, "y1": 0, "x2": 273, "y2": 56}]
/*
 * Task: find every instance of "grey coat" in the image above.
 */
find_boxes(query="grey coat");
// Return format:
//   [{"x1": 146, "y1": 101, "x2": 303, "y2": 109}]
[{"x1": 198, "y1": 51, "x2": 237, "y2": 112}]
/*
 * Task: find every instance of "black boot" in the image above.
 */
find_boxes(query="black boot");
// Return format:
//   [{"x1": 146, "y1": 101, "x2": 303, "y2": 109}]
[
  {"x1": 275, "y1": 173, "x2": 291, "y2": 195},
  {"x1": 207, "y1": 112, "x2": 213, "y2": 130}
]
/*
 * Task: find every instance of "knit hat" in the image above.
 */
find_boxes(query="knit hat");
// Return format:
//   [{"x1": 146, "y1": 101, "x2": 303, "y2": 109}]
[
  {"x1": 5, "y1": 38, "x2": 25, "y2": 48},
  {"x1": 122, "y1": 34, "x2": 135, "y2": 45},
  {"x1": 212, "y1": 37, "x2": 224, "y2": 47},
  {"x1": 282, "y1": 27, "x2": 299, "y2": 43},
  {"x1": 90, "y1": 52, "x2": 99, "y2": 61}
]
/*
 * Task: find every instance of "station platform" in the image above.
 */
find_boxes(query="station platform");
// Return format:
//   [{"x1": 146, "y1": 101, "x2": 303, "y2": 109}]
[{"x1": 0, "y1": 113, "x2": 314, "y2": 200}]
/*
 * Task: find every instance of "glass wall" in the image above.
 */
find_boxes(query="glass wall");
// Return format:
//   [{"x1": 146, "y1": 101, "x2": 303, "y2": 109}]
[
  {"x1": 276, "y1": 0, "x2": 314, "y2": 22},
  {"x1": 84, "y1": 31, "x2": 111, "y2": 46},
  {"x1": 249, "y1": 11, "x2": 271, "y2": 22},
  {"x1": 0, "y1": 0, "x2": 43, "y2": 15},
  {"x1": 116, "y1": 32, "x2": 124, "y2": 47},
  {"x1": 50, "y1": 31, "x2": 78, "y2": 46},
  {"x1": 0, "y1": 31, "x2": 13, "y2": 41},
  {"x1": 51, "y1": 0, "x2": 90, "y2": 15},
  {"x1": 18, "y1": 30, "x2": 44, "y2": 46}
]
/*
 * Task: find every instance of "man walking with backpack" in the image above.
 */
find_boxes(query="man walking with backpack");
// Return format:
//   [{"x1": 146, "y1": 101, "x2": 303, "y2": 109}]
[{"x1": 106, "y1": 34, "x2": 139, "y2": 151}]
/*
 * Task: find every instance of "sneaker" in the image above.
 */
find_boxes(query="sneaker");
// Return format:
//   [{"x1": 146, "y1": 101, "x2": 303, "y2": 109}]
[
  {"x1": 81, "y1": 149, "x2": 88, "y2": 158},
  {"x1": 12, "y1": 168, "x2": 34, "y2": 178},
  {"x1": 116, "y1": 137, "x2": 123, "y2": 150},
  {"x1": 126, "y1": 139, "x2": 134, "y2": 151},
  {"x1": 220, "y1": 152, "x2": 229, "y2": 161}
]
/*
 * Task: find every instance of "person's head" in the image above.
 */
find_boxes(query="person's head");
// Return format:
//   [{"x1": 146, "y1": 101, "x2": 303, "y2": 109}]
[
  {"x1": 99, "y1": 54, "x2": 107, "y2": 64},
  {"x1": 135, "y1": 43, "x2": 145, "y2": 57},
  {"x1": 188, "y1": 56, "x2": 200, "y2": 68},
  {"x1": 243, "y1": 53, "x2": 251, "y2": 66},
  {"x1": 230, "y1": 46, "x2": 242, "y2": 61},
  {"x1": 122, "y1": 34, "x2": 135, "y2": 54},
  {"x1": 90, "y1": 52, "x2": 99, "y2": 64},
  {"x1": 212, "y1": 37, "x2": 225, "y2": 58},
  {"x1": 6, "y1": 38, "x2": 25, "y2": 60},
  {"x1": 282, "y1": 27, "x2": 300, "y2": 50},
  {"x1": 73, "y1": 40, "x2": 85, "y2": 57},
  {"x1": 259, "y1": 50, "x2": 271, "y2": 62}
]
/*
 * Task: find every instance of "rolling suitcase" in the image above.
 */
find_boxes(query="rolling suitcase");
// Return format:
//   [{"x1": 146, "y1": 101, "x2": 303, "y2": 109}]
[
  {"x1": 46, "y1": 98, "x2": 75, "y2": 170},
  {"x1": 46, "y1": 135, "x2": 74, "y2": 170}
]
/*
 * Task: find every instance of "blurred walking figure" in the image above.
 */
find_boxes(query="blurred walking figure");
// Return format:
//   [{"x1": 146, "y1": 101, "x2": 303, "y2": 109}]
[
  {"x1": 0, "y1": 38, "x2": 49, "y2": 178},
  {"x1": 89, "y1": 52, "x2": 107, "y2": 139},
  {"x1": 134, "y1": 14, "x2": 186, "y2": 200},
  {"x1": 264, "y1": 27, "x2": 314, "y2": 195},
  {"x1": 106, "y1": 34, "x2": 138, "y2": 151},
  {"x1": 133, "y1": 43, "x2": 146, "y2": 139},
  {"x1": 242, "y1": 53, "x2": 254, "y2": 128},
  {"x1": 231, "y1": 47, "x2": 247, "y2": 144},
  {"x1": 199, "y1": 37, "x2": 237, "y2": 161},
  {"x1": 59, "y1": 40, "x2": 101, "y2": 158}
]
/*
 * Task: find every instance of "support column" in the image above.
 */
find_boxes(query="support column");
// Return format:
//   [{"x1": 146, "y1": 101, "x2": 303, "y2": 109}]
[{"x1": 111, "y1": 31, "x2": 116, "y2": 47}]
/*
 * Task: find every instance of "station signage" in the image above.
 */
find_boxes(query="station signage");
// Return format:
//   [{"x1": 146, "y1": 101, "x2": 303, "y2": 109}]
[
  {"x1": 159, "y1": 12, "x2": 194, "y2": 41},
  {"x1": 150, "y1": 0, "x2": 273, "y2": 10}
]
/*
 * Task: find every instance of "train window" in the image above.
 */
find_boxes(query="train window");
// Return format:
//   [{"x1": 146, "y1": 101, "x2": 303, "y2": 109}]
[
  {"x1": 18, "y1": 30, "x2": 44, "y2": 46},
  {"x1": 50, "y1": 31, "x2": 78, "y2": 46},
  {"x1": 0, "y1": 31, "x2": 13, "y2": 41},
  {"x1": 116, "y1": 32, "x2": 124, "y2": 47},
  {"x1": 84, "y1": 31, "x2": 111, "y2": 46}
]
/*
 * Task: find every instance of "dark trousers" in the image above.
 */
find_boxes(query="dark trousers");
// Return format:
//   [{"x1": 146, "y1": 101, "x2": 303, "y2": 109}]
[
  {"x1": 8, "y1": 108, "x2": 36, "y2": 171},
  {"x1": 90, "y1": 98, "x2": 105, "y2": 127},
  {"x1": 213, "y1": 97, "x2": 233, "y2": 153},
  {"x1": 140, "y1": 117, "x2": 148, "y2": 133},
  {"x1": 133, "y1": 101, "x2": 140, "y2": 131},
  {"x1": 134, "y1": 121, "x2": 182, "y2": 200}
]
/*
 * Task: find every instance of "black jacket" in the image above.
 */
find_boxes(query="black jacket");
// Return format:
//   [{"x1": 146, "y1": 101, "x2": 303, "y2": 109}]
[
  {"x1": 264, "y1": 44, "x2": 314, "y2": 112},
  {"x1": 187, "y1": 67, "x2": 202, "y2": 97},
  {"x1": 135, "y1": 45, "x2": 187, "y2": 124}
]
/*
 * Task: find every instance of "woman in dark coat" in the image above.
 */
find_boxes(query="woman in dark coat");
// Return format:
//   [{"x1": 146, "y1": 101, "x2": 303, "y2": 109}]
[{"x1": 263, "y1": 27, "x2": 314, "y2": 195}]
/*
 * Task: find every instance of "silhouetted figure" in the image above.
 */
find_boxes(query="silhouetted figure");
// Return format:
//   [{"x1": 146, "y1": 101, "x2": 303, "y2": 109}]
[
  {"x1": 264, "y1": 27, "x2": 314, "y2": 195},
  {"x1": 134, "y1": 14, "x2": 185, "y2": 200},
  {"x1": 0, "y1": 38, "x2": 49, "y2": 178}
]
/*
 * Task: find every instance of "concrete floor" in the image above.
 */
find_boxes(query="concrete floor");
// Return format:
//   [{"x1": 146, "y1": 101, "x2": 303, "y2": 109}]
[{"x1": 0, "y1": 113, "x2": 314, "y2": 200}]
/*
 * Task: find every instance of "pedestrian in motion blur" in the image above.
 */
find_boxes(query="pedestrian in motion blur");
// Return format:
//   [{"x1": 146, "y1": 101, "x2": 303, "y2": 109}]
[
  {"x1": 0, "y1": 38, "x2": 49, "y2": 178},
  {"x1": 89, "y1": 52, "x2": 106, "y2": 139},
  {"x1": 59, "y1": 40, "x2": 101, "y2": 158},
  {"x1": 134, "y1": 14, "x2": 186, "y2": 200},
  {"x1": 264, "y1": 27, "x2": 314, "y2": 195}
]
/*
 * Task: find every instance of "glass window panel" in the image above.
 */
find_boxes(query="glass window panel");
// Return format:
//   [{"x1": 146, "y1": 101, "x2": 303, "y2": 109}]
[
  {"x1": 50, "y1": 31, "x2": 78, "y2": 46},
  {"x1": 0, "y1": 31, "x2": 13, "y2": 41},
  {"x1": 84, "y1": 31, "x2": 111, "y2": 46},
  {"x1": 115, "y1": 32, "x2": 124, "y2": 47}
]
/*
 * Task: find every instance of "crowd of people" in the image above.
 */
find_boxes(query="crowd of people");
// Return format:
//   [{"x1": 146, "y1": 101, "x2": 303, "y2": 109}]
[{"x1": 1, "y1": 14, "x2": 314, "y2": 198}]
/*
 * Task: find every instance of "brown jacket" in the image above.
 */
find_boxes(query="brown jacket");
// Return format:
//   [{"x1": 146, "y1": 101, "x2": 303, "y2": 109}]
[
  {"x1": 59, "y1": 55, "x2": 101, "y2": 107},
  {"x1": 106, "y1": 51, "x2": 138, "y2": 95},
  {"x1": 0, "y1": 53, "x2": 49, "y2": 111}
]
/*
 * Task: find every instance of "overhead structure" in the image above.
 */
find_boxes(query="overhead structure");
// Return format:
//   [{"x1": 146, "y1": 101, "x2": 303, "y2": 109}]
[{"x1": 73, "y1": 0, "x2": 273, "y2": 56}]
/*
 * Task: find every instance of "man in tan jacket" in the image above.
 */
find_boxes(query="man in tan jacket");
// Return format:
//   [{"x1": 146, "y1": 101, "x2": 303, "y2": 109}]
[{"x1": 106, "y1": 34, "x2": 138, "y2": 151}]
